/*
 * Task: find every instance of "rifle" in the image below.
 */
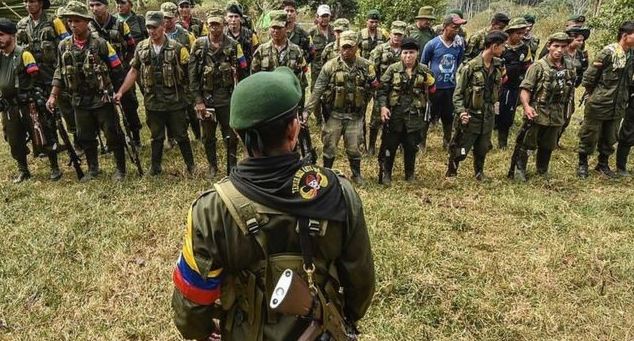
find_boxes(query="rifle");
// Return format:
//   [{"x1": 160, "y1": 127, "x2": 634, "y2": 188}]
[
  {"x1": 270, "y1": 269, "x2": 356, "y2": 341},
  {"x1": 298, "y1": 121, "x2": 317, "y2": 165},
  {"x1": 507, "y1": 119, "x2": 533, "y2": 179},
  {"x1": 53, "y1": 108, "x2": 84, "y2": 179},
  {"x1": 26, "y1": 94, "x2": 47, "y2": 152},
  {"x1": 113, "y1": 101, "x2": 144, "y2": 176},
  {"x1": 97, "y1": 132, "x2": 108, "y2": 154},
  {"x1": 377, "y1": 122, "x2": 389, "y2": 183}
]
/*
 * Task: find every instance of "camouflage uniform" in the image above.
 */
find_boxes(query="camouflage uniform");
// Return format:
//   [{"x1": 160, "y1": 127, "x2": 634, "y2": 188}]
[
  {"x1": 358, "y1": 27, "x2": 388, "y2": 59},
  {"x1": 464, "y1": 27, "x2": 490, "y2": 62},
  {"x1": 224, "y1": 25, "x2": 259, "y2": 80},
  {"x1": 179, "y1": 16, "x2": 207, "y2": 38},
  {"x1": 307, "y1": 24, "x2": 335, "y2": 88},
  {"x1": 114, "y1": 10, "x2": 148, "y2": 43}
]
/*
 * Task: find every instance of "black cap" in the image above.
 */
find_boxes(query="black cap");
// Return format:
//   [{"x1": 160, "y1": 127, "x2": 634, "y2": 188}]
[
  {"x1": 493, "y1": 12, "x2": 510, "y2": 23},
  {"x1": 0, "y1": 18, "x2": 17, "y2": 34},
  {"x1": 226, "y1": 3, "x2": 243, "y2": 16},
  {"x1": 401, "y1": 37, "x2": 419, "y2": 51}
]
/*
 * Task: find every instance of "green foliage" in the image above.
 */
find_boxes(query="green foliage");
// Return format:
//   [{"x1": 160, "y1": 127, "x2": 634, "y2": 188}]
[
  {"x1": 356, "y1": 0, "x2": 447, "y2": 26},
  {"x1": 588, "y1": 0, "x2": 634, "y2": 50}
]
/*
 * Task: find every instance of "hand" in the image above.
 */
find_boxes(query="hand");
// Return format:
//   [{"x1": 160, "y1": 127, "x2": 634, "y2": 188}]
[
  {"x1": 524, "y1": 106, "x2": 537, "y2": 120},
  {"x1": 195, "y1": 102, "x2": 206, "y2": 120},
  {"x1": 380, "y1": 107, "x2": 391, "y2": 123},
  {"x1": 113, "y1": 92, "x2": 123, "y2": 104},
  {"x1": 494, "y1": 101, "x2": 500, "y2": 115},
  {"x1": 301, "y1": 110, "x2": 309, "y2": 123},
  {"x1": 45, "y1": 96, "x2": 57, "y2": 113},
  {"x1": 459, "y1": 112, "x2": 470, "y2": 125}
]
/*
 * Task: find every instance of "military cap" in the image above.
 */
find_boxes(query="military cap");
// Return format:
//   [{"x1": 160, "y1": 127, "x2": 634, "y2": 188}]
[
  {"x1": 367, "y1": 9, "x2": 380, "y2": 20},
  {"x1": 448, "y1": 8, "x2": 464, "y2": 19},
  {"x1": 547, "y1": 32, "x2": 572, "y2": 45},
  {"x1": 316, "y1": 4, "x2": 330, "y2": 16},
  {"x1": 161, "y1": 2, "x2": 178, "y2": 18},
  {"x1": 568, "y1": 14, "x2": 585, "y2": 23},
  {"x1": 566, "y1": 26, "x2": 590, "y2": 40},
  {"x1": 505, "y1": 18, "x2": 529, "y2": 32},
  {"x1": 339, "y1": 30, "x2": 358, "y2": 47},
  {"x1": 401, "y1": 37, "x2": 419, "y2": 51},
  {"x1": 230, "y1": 67, "x2": 301, "y2": 130},
  {"x1": 333, "y1": 18, "x2": 350, "y2": 32},
  {"x1": 443, "y1": 14, "x2": 467, "y2": 27},
  {"x1": 415, "y1": 6, "x2": 435, "y2": 20},
  {"x1": 523, "y1": 14, "x2": 536, "y2": 24},
  {"x1": 269, "y1": 10, "x2": 287, "y2": 28},
  {"x1": 207, "y1": 8, "x2": 224, "y2": 24},
  {"x1": 89, "y1": 0, "x2": 108, "y2": 5},
  {"x1": 178, "y1": 0, "x2": 191, "y2": 5},
  {"x1": 61, "y1": 1, "x2": 94, "y2": 20},
  {"x1": 226, "y1": 2, "x2": 243, "y2": 15},
  {"x1": 145, "y1": 11, "x2": 164, "y2": 27},
  {"x1": 390, "y1": 20, "x2": 407, "y2": 35},
  {"x1": 492, "y1": 12, "x2": 510, "y2": 23},
  {"x1": 0, "y1": 18, "x2": 17, "y2": 34}
]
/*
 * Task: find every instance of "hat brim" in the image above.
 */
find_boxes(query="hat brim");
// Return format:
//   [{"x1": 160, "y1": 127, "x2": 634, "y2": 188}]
[
  {"x1": 505, "y1": 24, "x2": 529, "y2": 32},
  {"x1": 61, "y1": 12, "x2": 93, "y2": 20},
  {"x1": 567, "y1": 28, "x2": 590, "y2": 40},
  {"x1": 415, "y1": 15, "x2": 436, "y2": 20},
  {"x1": 391, "y1": 29, "x2": 405, "y2": 35},
  {"x1": 162, "y1": 12, "x2": 176, "y2": 18},
  {"x1": 340, "y1": 39, "x2": 356, "y2": 47},
  {"x1": 207, "y1": 17, "x2": 223, "y2": 24},
  {"x1": 270, "y1": 20, "x2": 286, "y2": 28},
  {"x1": 317, "y1": 10, "x2": 331, "y2": 16},
  {"x1": 146, "y1": 20, "x2": 161, "y2": 27}
]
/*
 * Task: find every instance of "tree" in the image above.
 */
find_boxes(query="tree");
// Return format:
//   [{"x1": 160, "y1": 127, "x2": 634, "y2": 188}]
[
  {"x1": 588, "y1": 0, "x2": 634, "y2": 49},
  {"x1": 356, "y1": 0, "x2": 447, "y2": 25}
]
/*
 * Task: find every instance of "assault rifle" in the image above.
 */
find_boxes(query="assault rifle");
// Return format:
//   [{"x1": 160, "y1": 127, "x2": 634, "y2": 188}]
[
  {"x1": 298, "y1": 120, "x2": 317, "y2": 165},
  {"x1": 53, "y1": 108, "x2": 84, "y2": 179},
  {"x1": 113, "y1": 100, "x2": 144, "y2": 176}
]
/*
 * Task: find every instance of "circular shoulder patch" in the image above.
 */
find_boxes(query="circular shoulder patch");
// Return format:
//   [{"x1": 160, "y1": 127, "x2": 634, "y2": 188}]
[{"x1": 292, "y1": 165, "x2": 330, "y2": 200}]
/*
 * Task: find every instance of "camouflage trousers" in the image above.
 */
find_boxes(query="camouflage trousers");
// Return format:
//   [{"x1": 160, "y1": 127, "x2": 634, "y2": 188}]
[{"x1": 322, "y1": 116, "x2": 363, "y2": 160}]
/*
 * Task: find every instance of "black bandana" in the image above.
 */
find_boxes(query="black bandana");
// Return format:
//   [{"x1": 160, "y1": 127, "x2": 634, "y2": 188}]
[{"x1": 229, "y1": 153, "x2": 347, "y2": 222}]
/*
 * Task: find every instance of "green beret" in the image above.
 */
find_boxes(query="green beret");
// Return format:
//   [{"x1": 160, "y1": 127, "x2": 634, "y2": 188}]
[
  {"x1": 505, "y1": 18, "x2": 529, "y2": 32},
  {"x1": 523, "y1": 14, "x2": 536, "y2": 24},
  {"x1": 367, "y1": 9, "x2": 380, "y2": 20},
  {"x1": 230, "y1": 67, "x2": 301, "y2": 130},
  {"x1": 566, "y1": 26, "x2": 591, "y2": 40},
  {"x1": 568, "y1": 14, "x2": 585, "y2": 22},
  {"x1": 547, "y1": 32, "x2": 572, "y2": 45}
]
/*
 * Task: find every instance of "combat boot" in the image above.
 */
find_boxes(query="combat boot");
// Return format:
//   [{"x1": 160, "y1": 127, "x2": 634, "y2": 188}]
[
  {"x1": 323, "y1": 157, "x2": 335, "y2": 169},
  {"x1": 13, "y1": 158, "x2": 31, "y2": 184},
  {"x1": 112, "y1": 147, "x2": 127, "y2": 181},
  {"x1": 577, "y1": 152, "x2": 589, "y2": 178},
  {"x1": 514, "y1": 149, "x2": 529, "y2": 182},
  {"x1": 442, "y1": 123, "x2": 453, "y2": 150},
  {"x1": 81, "y1": 145, "x2": 100, "y2": 182},
  {"x1": 616, "y1": 144, "x2": 631, "y2": 177},
  {"x1": 498, "y1": 129, "x2": 509, "y2": 150},
  {"x1": 404, "y1": 154, "x2": 416, "y2": 182},
  {"x1": 536, "y1": 149, "x2": 553, "y2": 177},
  {"x1": 474, "y1": 154, "x2": 486, "y2": 181},
  {"x1": 595, "y1": 154, "x2": 616, "y2": 178},
  {"x1": 179, "y1": 141, "x2": 196, "y2": 175},
  {"x1": 368, "y1": 128, "x2": 378, "y2": 155},
  {"x1": 445, "y1": 159, "x2": 459, "y2": 177},
  {"x1": 48, "y1": 152, "x2": 62, "y2": 181},
  {"x1": 349, "y1": 159, "x2": 365, "y2": 185},
  {"x1": 149, "y1": 140, "x2": 164, "y2": 176}
]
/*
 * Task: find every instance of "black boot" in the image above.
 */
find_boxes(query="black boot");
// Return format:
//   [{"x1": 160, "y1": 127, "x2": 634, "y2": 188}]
[
  {"x1": 595, "y1": 154, "x2": 616, "y2": 178},
  {"x1": 48, "y1": 152, "x2": 62, "y2": 181},
  {"x1": 515, "y1": 149, "x2": 529, "y2": 182},
  {"x1": 536, "y1": 149, "x2": 553, "y2": 176},
  {"x1": 112, "y1": 147, "x2": 127, "y2": 181},
  {"x1": 349, "y1": 159, "x2": 365, "y2": 185},
  {"x1": 81, "y1": 145, "x2": 100, "y2": 182},
  {"x1": 13, "y1": 157, "x2": 31, "y2": 184},
  {"x1": 445, "y1": 158, "x2": 459, "y2": 177},
  {"x1": 498, "y1": 129, "x2": 509, "y2": 150},
  {"x1": 442, "y1": 123, "x2": 453, "y2": 150},
  {"x1": 577, "y1": 152, "x2": 589, "y2": 178},
  {"x1": 204, "y1": 139, "x2": 218, "y2": 178},
  {"x1": 323, "y1": 157, "x2": 335, "y2": 169},
  {"x1": 616, "y1": 144, "x2": 631, "y2": 177},
  {"x1": 474, "y1": 154, "x2": 486, "y2": 181},
  {"x1": 368, "y1": 128, "x2": 378, "y2": 155},
  {"x1": 379, "y1": 150, "x2": 394, "y2": 185},
  {"x1": 149, "y1": 140, "x2": 164, "y2": 176},
  {"x1": 179, "y1": 141, "x2": 196, "y2": 175},
  {"x1": 404, "y1": 153, "x2": 416, "y2": 182}
]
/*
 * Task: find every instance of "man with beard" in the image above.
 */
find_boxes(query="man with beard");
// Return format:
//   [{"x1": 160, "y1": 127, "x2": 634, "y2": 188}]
[{"x1": 407, "y1": 6, "x2": 436, "y2": 52}]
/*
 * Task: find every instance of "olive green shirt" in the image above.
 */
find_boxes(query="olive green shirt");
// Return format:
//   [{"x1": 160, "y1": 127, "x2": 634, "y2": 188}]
[
  {"x1": 406, "y1": 25, "x2": 436, "y2": 53},
  {"x1": 308, "y1": 25, "x2": 336, "y2": 81},
  {"x1": 358, "y1": 27, "x2": 388, "y2": 59},
  {"x1": 464, "y1": 27, "x2": 490, "y2": 62},
  {"x1": 369, "y1": 41, "x2": 402, "y2": 79},
  {"x1": 251, "y1": 39, "x2": 307, "y2": 83}
]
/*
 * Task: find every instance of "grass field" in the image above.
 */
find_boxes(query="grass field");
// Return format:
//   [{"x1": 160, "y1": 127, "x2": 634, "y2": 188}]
[{"x1": 2, "y1": 104, "x2": 634, "y2": 340}]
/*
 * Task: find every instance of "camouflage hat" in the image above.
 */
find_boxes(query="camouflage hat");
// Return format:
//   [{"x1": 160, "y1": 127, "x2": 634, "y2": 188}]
[
  {"x1": 390, "y1": 20, "x2": 407, "y2": 35},
  {"x1": 333, "y1": 18, "x2": 350, "y2": 32},
  {"x1": 161, "y1": 2, "x2": 178, "y2": 18},
  {"x1": 61, "y1": 1, "x2": 94, "y2": 20},
  {"x1": 547, "y1": 32, "x2": 572, "y2": 45},
  {"x1": 504, "y1": 18, "x2": 529, "y2": 32},
  {"x1": 269, "y1": 10, "x2": 287, "y2": 28},
  {"x1": 367, "y1": 9, "x2": 380, "y2": 20},
  {"x1": 145, "y1": 11, "x2": 164, "y2": 27},
  {"x1": 207, "y1": 8, "x2": 224, "y2": 24},
  {"x1": 339, "y1": 30, "x2": 358, "y2": 47},
  {"x1": 415, "y1": 6, "x2": 435, "y2": 20},
  {"x1": 230, "y1": 67, "x2": 301, "y2": 130}
]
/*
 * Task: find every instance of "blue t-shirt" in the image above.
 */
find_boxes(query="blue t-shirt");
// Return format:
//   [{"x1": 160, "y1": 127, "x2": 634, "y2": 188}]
[{"x1": 421, "y1": 35, "x2": 465, "y2": 89}]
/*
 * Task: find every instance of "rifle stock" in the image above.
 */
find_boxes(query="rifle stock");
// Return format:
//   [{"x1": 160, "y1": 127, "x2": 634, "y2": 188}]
[
  {"x1": 298, "y1": 122, "x2": 318, "y2": 165},
  {"x1": 54, "y1": 109, "x2": 84, "y2": 179},
  {"x1": 113, "y1": 102, "x2": 143, "y2": 176}
]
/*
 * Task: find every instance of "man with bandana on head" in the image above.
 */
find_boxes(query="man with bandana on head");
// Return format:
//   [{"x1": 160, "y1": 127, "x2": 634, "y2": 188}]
[{"x1": 171, "y1": 67, "x2": 375, "y2": 341}]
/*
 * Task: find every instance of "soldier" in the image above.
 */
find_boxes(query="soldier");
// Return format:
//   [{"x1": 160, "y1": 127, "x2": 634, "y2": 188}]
[
  {"x1": 566, "y1": 14, "x2": 586, "y2": 29},
  {"x1": 282, "y1": 0, "x2": 312, "y2": 61},
  {"x1": 433, "y1": 8, "x2": 467, "y2": 40},
  {"x1": 320, "y1": 18, "x2": 349, "y2": 62},
  {"x1": 420, "y1": 14, "x2": 467, "y2": 151},
  {"x1": 558, "y1": 26, "x2": 590, "y2": 146},
  {"x1": 577, "y1": 21, "x2": 634, "y2": 178},
  {"x1": 89, "y1": 0, "x2": 142, "y2": 147},
  {"x1": 367, "y1": 20, "x2": 406, "y2": 155},
  {"x1": 114, "y1": 11, "x2": 196, "y2": 176},
  {"x1": 496, "y1": 17, "x2": 532, "y2": 149},
  {"x1": 358, "y1": 9, "x2": 388, "y2": 60},
  {"x1": 162, "y1": 1, "x2": 200, "y2": 142},
  {"x1": 446, "y1": 31, "x2": 507, "y2": 180},
  {"x1": 252, "y1": 11, "x2": 307, "y2": 78},
  {"x1": 513, "y1": 33, "x2": 576, "y2": 181},
  {"x1": 616, "y1": 69, "x2": 634, "y2": 176},
  {"x1": 189, "y1": 8, "x2": 247, "y2": 178},
  {"x1": 465, "y1": 12, "x2": 510, "y2": 61},
  {"x1": 114, "y1": 0, "x2": 147, "y2": 43},
  {"x1": 376, "y1": 38, "x2": 435, "y2": 185},
  {"x1": 1, "y1": 18, "x2": 61, "y2": 182},
  {"x1": 225, "y1": 2, "x2": 259, "y2": 80},
  {"x1": 45, "y1": 1, "x2": 127, "y2": 181},
  {"x1": 407, "y1": 6, "x2": 436, "y2": 52},
  {"x1": 171, "y1": 67, "x2": 375, "y2": 340},
  {"x1": 177, "y1": 0, "x2": 207, "y2": 38},
  {"x1": 305, "y1": 31, "x2": 378, "y2": 184},
  {"x1": 307, "y1": 4, "x2": 335, "y2": 96},
  {"x1": 523, "y1": 14, "x2": 539, "y2": 57}
]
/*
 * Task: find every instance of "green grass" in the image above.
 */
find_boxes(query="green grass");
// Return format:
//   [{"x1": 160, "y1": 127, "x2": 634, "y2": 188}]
[{"x1": 2, "y1": 97, "x2": 634, "y2": 340}]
